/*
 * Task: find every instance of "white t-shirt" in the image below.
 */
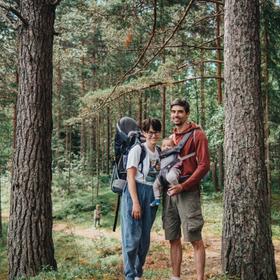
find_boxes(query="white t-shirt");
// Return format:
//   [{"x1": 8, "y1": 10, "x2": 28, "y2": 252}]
[{"x1": 126, "y1": 142, "x2": 160, "y2": 186}]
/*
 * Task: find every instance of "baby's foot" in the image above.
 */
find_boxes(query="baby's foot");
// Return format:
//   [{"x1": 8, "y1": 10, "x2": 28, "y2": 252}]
[{"x1": 150, "y1": 199, "x2": 160, "y2": 207}]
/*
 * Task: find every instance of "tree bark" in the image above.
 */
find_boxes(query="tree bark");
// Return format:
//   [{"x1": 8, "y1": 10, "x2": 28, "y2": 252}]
[
  {"x1": 222, "y1": 1, "x2": 277, "y2": 279},
  {"x1": 263, "y1": 18, "x2": 271, "y2": 199},
  {"x1": 8, "y1": 1, "x2": 57, "y2": 279}
]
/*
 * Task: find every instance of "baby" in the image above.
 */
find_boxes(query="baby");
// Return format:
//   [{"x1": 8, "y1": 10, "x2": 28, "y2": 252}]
[{"x1": 150, "y1": 138, "x2": 182, "y2": 207}]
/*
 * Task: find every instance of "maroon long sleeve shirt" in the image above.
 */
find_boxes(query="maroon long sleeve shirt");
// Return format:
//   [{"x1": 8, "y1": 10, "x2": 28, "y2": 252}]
[{"x1": 172, "y1": 122, "x2": 210, "y2": 192}]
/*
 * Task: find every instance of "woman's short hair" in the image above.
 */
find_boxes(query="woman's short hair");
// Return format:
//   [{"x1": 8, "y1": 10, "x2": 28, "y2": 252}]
[{"x1": 141, "y1": 118, "x2": 162, "y2": 133}]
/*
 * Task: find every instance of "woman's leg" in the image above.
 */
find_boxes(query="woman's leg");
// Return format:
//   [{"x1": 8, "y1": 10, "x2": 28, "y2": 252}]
[
  {"x1": 135, "y1": 184, "x2": 157, "y2": 277},
  {"x1": 121, "y1": 185, "x2": 142, "y2": 280}
]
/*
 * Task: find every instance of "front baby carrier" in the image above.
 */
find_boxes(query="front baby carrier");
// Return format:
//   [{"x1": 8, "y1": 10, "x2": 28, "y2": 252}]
[
  {"x1": 158, "y1": 129, "x2": 197, "y2": 187},
  {"x1": 110, "y1": 116, "x2": 145, "y2": 231}
]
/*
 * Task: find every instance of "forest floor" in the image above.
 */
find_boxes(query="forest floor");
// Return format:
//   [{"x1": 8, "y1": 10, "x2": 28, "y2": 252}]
[{"x1": 52, "y1": 221, "x2": 280, "y2": 280}]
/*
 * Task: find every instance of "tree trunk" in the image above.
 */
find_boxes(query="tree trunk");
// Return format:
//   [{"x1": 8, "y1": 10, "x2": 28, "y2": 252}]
[
  {"x1": 55, "y1": 56, "x2": 62, "y2": 172},
  {"x1": 216, "y1": 3, "x2": 223, "y2": 104},
  {"x1": 161, "y1": 86, "x2": 166, "y2": 138},
  {"x1": 216, "y1": 2, "x2": 224, "y2": 190},
  {"x1": 106, "y1": 107, "x2": 111, "y2": 174},
  {"x1": 217, "y1": 143, "x2": 224, "y2": 190},
  {"x1": 222, "y1": 1, "x2": 277, "y2": 279},
  {"x1": 8, "y1": 1, "x2": 57, "y2": 279},
  {"x1": 138, "y1": 92, "x2": 143, "y2": 125},
  {"x1": 200, "y1": 50, "x2": 206, "y2": 129},
  {"x1": 143, "y1": 92, "x2": 148, "y2": 120},
  {"x1": 210, "y1": 161, "x2": 220, "y2": 192},
  {"x1": 0, "y1": 173, "x2": 2, "y2": 238},
  {"x1": 80, "y1": 120, "x2": 86, "y2": 167},
  {"x1": 96, "y1": 113, "x2": 100, "y2": 196}
]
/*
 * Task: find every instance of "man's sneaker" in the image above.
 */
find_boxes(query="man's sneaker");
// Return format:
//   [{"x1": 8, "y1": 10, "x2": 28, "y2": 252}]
[
  {"x1": 135, "y1": 277, "x2": 141, "y2": 280},
  {"x1": 150, "y1": 199, "x2": 160, "y2": 207}
]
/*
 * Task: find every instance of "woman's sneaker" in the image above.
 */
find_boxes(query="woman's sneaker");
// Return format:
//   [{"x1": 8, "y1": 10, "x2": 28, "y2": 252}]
[{"x1": 150, "y1": 199, "x2": 160, "y2": 207}]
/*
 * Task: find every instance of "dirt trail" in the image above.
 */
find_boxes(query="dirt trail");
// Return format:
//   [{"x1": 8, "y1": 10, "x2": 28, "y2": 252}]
[
  {"x1": 2, "y1": 215, "x2": 280, "y2": 279},
  {"x1": 52, "y1": 222, "x2": 280, "y2": 279}
]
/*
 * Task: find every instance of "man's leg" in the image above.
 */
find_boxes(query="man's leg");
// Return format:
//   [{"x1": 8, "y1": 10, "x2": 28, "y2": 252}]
[
  {"x1": 191, "y1": 239, "x2": 205, "y2": 280},
  {"x1": 170, "y1": 238, "x2": 182, "y2": 277}
]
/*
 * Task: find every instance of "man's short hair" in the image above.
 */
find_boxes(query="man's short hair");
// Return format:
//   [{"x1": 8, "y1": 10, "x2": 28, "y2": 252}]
[
  {"x1": 141, "y1": 118, "x2": 162, "y2": 133},
  {"x1": 170, "y1": 98, "x2": 190, "y2": 113}
]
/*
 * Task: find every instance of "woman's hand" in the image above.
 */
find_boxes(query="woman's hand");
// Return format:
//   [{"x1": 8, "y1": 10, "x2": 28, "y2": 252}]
[{"x1": 132, "y1": 202, "x2": 142, "y2": 220}]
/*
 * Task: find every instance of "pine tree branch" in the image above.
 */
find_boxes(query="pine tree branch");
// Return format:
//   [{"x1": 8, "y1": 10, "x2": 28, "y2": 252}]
[
  {"x1": 89, "y1": 76, "x2": 224, "y2": 114},
  {"x1": 133, "y1": 0, "x2": 196, "y2": 75},
  {"x1": 97, "y1": 0, "x2": 158, "y2": 109},
  {"x1": 0, "y1": 1, "x2": 28, "y2": 26},
  {"x1": 97, "y1": 0, "x2": 196, "y2": 111},
  {"x1": 178, "y1": 59, "x2": 223, "y2": 70},
  {"x1": 192, "y1": 10, "x2": 224, "y2": 27}
]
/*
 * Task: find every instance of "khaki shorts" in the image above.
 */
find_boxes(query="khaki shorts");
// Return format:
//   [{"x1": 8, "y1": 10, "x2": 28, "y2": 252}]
[{"x1": 162, "y1": 190, "x2": 204, "y2": 242}]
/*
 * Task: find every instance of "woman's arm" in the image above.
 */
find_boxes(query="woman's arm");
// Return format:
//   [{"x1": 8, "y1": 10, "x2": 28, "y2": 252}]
[{"x1": 127, "y1": 167, "x2": 142, "y2": 220}]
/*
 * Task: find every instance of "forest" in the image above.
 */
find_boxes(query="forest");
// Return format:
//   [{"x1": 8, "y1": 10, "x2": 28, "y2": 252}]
[{"x1": 0, "y1": 0, "x2": 280, "y2": 279}]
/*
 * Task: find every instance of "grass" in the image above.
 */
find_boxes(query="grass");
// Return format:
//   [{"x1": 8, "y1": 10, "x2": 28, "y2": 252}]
[{"x1": 0, "y1": 172, "x2": 279, "y2": 279}]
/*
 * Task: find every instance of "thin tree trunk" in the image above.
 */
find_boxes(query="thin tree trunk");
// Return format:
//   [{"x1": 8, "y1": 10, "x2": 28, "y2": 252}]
[
  {"x1": 80, "y1": 120, "x2": 86, "y2": 167},
  {"x1": 138, "y1": 92, "x2": 143, "y2": 125},
  {"x1": 210, "y1": 161, "x2": 220, "y2": 192},
  {"x1": 200, "y1": 49, "x2": 206, "y2": 129},
  {"x1": 216, "y1": 2, "x2": 224, "y2": 190},
  {"x1": 222, "y1": 1, "x2": 277, "y2": 279},
  {"x1": 216, "y1": 3, "x2": 223, "y2": 104},
  {"x1": 0, "y1": 173, "x2": 2, "y2": 238},
  {"x1": 55, "y1": 57, "x2": 62, "y2": 171},
  {"x1": 107, "y1": 107, "x2": 111, "y2": 174},
  {"x1": 65, "y1": 126, "x2": 72, "y2": 194},
  {"x1": 143, "y1": 92, "x2": 148, "y2": 120},
  {"x1": 161, "y1": 86, "x2": 166, "y2": 138},
  {"x1": 96, "y1": 113, "x2": 100, "y2": 196},
  {"x1": 8, "y1": 1, "x2": 57, "y2": 278},
  {"x1": 217, "y1": 144, "x2": 224, "y2": 189}
]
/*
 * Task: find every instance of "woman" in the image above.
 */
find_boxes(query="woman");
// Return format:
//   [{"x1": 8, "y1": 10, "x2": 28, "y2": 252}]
[{"x1": 121, "y1": 118, "x2": 162, "y2": 280}]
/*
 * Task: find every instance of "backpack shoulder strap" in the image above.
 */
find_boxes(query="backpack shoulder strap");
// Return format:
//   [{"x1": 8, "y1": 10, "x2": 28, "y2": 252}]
[
  {"x1": 175, "y1": 128, "x2": 197, "y2": 152},
  {"x1": 155, "y1": 145, "x2": 161, "y2": 154},
  {"x1": 138, "y1": 143, "x2": 146, "y2": 174}
]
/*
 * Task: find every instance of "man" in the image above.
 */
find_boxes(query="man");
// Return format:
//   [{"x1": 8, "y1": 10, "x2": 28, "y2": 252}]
[{"x1": 163, "y1": 98, "x2": 210, "y2": 280}]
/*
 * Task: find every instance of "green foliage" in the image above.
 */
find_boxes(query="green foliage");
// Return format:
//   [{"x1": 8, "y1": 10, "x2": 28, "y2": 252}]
[
  {"x1": 52, "y1": 165, "x2": 116, "y2": 227},
  {"x1": 0, "y1": 222, "x2": 8, "y2": 279}
]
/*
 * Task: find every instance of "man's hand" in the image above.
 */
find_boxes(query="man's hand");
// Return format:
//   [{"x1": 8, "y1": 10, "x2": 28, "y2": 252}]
[
  {"x1": 167, "y1": 184, "x2": 183, "y2": 196},
  {"x1": 132, "y1": 202, "x2": 142, "y2": 220}
]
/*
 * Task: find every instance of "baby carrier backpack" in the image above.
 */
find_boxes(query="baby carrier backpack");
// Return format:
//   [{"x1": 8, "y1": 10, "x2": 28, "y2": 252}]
[
  {"x1": 110, "y1": 116, "x2": 146, "y2": 231},
  {"x1": 111, "y1": 116, "x2": 146, "y2": 194}
]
